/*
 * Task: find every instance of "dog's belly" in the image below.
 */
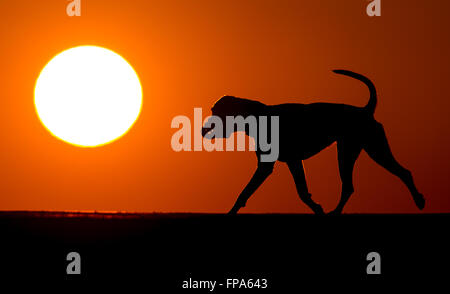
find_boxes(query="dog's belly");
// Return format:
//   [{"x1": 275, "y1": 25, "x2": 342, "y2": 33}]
[{"x1": 277, "y1": 132, "x2": 337, "y2": 161}]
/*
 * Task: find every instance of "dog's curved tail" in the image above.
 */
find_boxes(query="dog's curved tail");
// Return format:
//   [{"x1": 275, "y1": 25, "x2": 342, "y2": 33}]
[{"x1": 332, "y1": 69, "x2": 377, "y2": 115}]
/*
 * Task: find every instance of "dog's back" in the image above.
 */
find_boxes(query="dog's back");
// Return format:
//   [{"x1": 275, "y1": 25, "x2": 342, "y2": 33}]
[{"x1": 268, "y1": 102, "x2": 375, "y2": 161}]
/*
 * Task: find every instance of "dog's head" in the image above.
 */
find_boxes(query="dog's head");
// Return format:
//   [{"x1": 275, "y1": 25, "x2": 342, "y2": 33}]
[
  {"x1": 201, "y1": 95, "x2": 234, "y2": 139},
  {"x1": 201, "y1": 95, "x2": 266, "y2": 139}
]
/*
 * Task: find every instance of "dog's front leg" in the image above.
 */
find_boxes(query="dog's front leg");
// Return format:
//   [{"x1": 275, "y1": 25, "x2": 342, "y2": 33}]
[
  {"x1": 228, "y1": 162, "x2": 275, "y2": 215},
  {"x1": 287, "y1": 160, "x2": 324, "y2": 215}
]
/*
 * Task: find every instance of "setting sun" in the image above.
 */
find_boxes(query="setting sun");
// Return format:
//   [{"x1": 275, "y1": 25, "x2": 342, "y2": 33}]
[{"x1": 34, "y1": 45, "x2": 142, "y2": 147}]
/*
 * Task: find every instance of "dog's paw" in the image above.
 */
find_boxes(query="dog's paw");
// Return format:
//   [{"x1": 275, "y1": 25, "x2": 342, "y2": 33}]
[
  {"x1": 414, "y1": 193, "x2": 425, "y2": 210},
  {"x1": 327, "y1": 209, "x2": 342, "y2": 216},
  {"x1": 227, "y1": 206, "x2": 240, "y2": 215},
  {"x1": 312, "y1": 204, "x2": 325, "y2": 215}
]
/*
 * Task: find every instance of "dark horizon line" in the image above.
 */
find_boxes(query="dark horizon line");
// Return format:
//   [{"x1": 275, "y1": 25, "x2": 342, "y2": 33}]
[{"x1": 0, "y1": 209, "x2": 447, "y2": 218}]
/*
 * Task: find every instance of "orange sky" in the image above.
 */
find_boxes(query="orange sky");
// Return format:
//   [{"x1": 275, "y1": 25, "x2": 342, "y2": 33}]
[{"x1": 0, "y1": 0, "x2": 449, "y2": 213}]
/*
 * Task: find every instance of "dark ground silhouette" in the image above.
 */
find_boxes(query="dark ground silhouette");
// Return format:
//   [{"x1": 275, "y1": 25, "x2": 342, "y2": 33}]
[
  {"x1": 0, "y1": 211, "x2": 448, "y2": 286},
  {"x1": 202, "y1": 70, "x2": 425, "y2": 215}
]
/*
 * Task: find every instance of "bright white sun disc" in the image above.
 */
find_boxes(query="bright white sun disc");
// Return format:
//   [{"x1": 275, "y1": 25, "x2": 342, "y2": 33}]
[{"x1": 34, "y1": 46, "x2": 142, "y2": 147}]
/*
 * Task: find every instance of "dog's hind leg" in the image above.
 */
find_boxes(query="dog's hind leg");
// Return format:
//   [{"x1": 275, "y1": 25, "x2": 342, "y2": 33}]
[
  {"x1": 228, "y1": 162, "x2": 275, "y2": 215},
  {"x1": 329, "y1": 140, "x2": 362, "y2": 215},
  {"x1": 363, "y1": 122, "x2": 425, "y2": 210},
  {"x1": 287, "y1": 160, "x2": 324, "y2": 215}
]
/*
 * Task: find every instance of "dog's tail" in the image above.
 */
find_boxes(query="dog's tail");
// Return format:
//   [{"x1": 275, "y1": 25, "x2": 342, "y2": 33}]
[{"x1": 332, "y1": 69, "x2": 377, "y2": 115}]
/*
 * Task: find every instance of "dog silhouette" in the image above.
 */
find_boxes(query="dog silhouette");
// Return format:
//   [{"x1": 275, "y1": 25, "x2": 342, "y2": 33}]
[{"x1": 202, "y1": 70, "x2": 425, "y2": 214}]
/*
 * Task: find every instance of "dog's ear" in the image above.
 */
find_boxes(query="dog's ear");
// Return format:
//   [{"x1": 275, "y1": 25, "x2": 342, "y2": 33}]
[
  {"x1": 214, "y1": 95, "x2": 266, "y2": 117},
  {"x1": 212, "y1": 95, "x2": 232, "y2": 107},
  {"x1": 212, "y1": 95, "x2": 235, "y2": 112},
  {"x1": 218, "y1": 95, "x2": 235, "y2": 104}
]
